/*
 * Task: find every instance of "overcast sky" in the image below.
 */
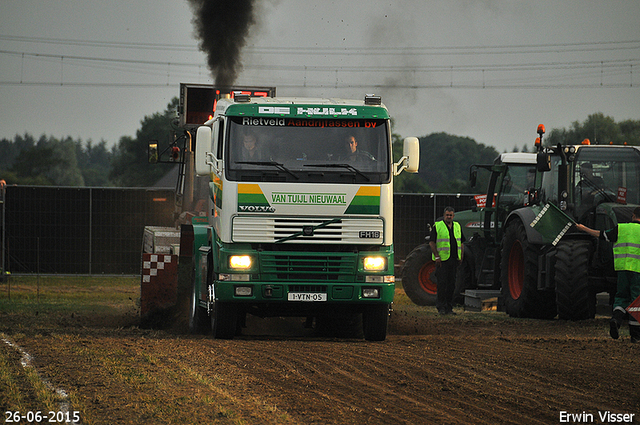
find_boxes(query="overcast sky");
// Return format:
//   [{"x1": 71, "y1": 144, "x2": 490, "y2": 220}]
[{"x1": 1, "y1": 0, "x2": 639, "y2": 153}]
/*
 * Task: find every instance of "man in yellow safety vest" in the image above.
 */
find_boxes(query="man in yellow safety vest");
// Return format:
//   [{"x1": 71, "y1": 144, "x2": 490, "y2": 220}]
[
  {"x1": 429, "y1": 206, "x2": 465, "y2": 315},
  {"x1": 576, "y1": 206, "x2": 640, "y2": 342}
]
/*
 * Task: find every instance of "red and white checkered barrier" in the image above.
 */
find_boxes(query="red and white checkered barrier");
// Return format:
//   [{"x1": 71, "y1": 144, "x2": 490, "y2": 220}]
[
  {"x1": 142, "y1": 254, "x2": 175, "y2": 282},
  {"x1": 140, "y1": 253, "x2": 178, "y2": 318}
]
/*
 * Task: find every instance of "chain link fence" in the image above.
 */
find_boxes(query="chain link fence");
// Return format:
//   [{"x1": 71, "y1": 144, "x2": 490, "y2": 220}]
[
  {"x1": 1, "y1": 186, "x2": 475, "y2": 275},
  {"x1": 2, "y1": 186, "x2": 175, "y2": 275},
  {"x1": 393, "y1": 193, "x2": 476, "y2": 262}
]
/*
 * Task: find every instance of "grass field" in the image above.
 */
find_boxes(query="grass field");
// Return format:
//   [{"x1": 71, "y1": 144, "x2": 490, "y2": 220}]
[
  {"x1": 4, "y1": 276, "x2": 631, "y2": 425},
  {"x1": 1, "y1": 276, "x2": 140, "y2": 416},
  {"x1": 0, "y1": 275, "x2": 139, "y2": 314}
]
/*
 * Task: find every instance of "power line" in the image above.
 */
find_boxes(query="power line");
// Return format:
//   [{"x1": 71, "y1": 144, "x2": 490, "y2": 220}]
[
  {"x1": 2, "y1": 34, "x2": 639, "y2": 55},
  {"x1": 1, "y1": 49, "x2": 638, "y2": 73},
  {"x1": 0, "y1": 81, "x2": 176, "y2": 88},
  {"x1": 1, "y1": 41, "x2": 638, "y2": 90},
  {"x1": 0, "y1": 80, "x2": 636, "y2": 90},
  {"x1": 0, "y1": 35, "x2": 198, "y2": 52},
  {"x1": 0, "y1": 49, "x2": 199, "y2": 67},
  {"x1": 245, "y1": 41, "x2": 640, "y2": 56}
]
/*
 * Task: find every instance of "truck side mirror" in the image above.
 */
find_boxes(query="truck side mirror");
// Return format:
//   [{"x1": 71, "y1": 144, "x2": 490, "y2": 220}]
[
  {"x1": 195, "y1": 126, "x2": 213, "y2": 176},
  {"x1": 148, "y1": 141, "x2": 158, "y2": 164},
  {"x1": 393, "y1": 137, "x2": 419, "y2": 175},
  {"x1": 403, "y1": 137, "x2": 420, "y2": 173},
  {"x1": 537, "y1": 152, "x2": 551, "y2": 172},
  {"x1": 470, "y1": 168, "x2": 478, "y2": 188}
]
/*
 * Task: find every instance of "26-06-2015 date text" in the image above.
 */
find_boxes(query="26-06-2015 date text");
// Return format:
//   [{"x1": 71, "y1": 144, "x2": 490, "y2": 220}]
[{"x1": 5, "y1": 411, "x2": 80, "y2": 424}]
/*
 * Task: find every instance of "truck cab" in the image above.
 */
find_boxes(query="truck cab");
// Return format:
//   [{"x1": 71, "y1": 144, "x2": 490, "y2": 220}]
[{"x1": 190, "y1": 94, "x2": 419, "y2": 340}]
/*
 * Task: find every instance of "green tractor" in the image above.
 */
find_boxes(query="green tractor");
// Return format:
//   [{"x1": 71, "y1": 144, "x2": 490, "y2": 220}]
[{"x1": 402, "y1": 125, "x2": 640, "y2": 319}]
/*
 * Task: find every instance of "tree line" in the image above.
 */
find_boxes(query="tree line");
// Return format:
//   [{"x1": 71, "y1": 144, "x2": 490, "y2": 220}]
[
  {"x1": 393, "y1": 113, "x2": 640, "y2": 193},
  {"x1": 546, "y1": 113, "x2": 640, "y2": 147},
  {"x1": 1, "y1": 102, "x2": 638, "y2": 192},
  {"x1": 0, "y1": 98, "x2": 180, "y2": 188}
]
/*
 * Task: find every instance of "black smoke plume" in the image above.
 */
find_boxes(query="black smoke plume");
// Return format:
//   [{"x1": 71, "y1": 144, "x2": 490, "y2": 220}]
[{"x1": 187, "y1": 0, "x2": 255, "y2": 86}]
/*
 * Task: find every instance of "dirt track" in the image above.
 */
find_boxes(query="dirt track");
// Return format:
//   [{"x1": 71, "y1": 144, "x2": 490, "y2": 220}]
[{"x1": 4, "y1": 296, "x2": 640, "y2": 425}]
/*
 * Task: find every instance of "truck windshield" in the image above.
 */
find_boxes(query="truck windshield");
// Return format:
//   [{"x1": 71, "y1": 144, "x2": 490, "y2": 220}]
[{"x1": 225, "y1": 117, "x2": 390, "y2": 183}]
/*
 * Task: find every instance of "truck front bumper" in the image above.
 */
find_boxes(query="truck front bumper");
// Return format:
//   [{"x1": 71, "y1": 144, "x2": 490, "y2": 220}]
[{"x1": 213, "y1": 280, "x2": 395, "y2": 304}]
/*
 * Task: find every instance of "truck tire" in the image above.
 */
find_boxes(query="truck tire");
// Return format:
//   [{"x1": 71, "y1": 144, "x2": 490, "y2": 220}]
[
  {"x1": 363, "y1": 304, "x2": 389, "y2": 341},
  {"x1": 188, "y1": 278, "x2": 209, "y2": 334},
  {"x1": 188, "y1": 261, "x2": 209, "y2": 334},
  {"x1": 555, "y1": 239, "x2": 596, "y2": 320},
  {"x1": 211, "y1": 301, "x2": 238, "y2": 339},
  {"x1": 500, "y1": 220, "x2": 556, "y2": 319},
  {"x1": 401, "y1": 244, "x2": 437, "y2": 306}
]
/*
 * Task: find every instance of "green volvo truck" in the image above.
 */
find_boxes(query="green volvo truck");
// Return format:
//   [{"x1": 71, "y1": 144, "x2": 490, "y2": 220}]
[{"x1": 188, "y1": 93, "x2": 419, "y2": 340}]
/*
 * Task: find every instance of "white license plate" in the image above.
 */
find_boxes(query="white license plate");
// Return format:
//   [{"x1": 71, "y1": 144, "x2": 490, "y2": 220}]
[{"x1": 287, "y1": 292, "x2": 328, "y2": 302}]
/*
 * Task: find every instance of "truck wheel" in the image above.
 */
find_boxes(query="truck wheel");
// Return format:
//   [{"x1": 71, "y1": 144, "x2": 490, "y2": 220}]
[
  {"x1": 555, "y1": 240, "x2": 596, "y2": 320},
  {"x1": 363, "y1": 304, "x2": 389, "y2": 341},
  {"x1": 211, "y1": 301, "x2": 238, "y2": 339},
  {"x1": 188, "y1": 279, "x2": 209, "y2": 334},
  {"x1": 188, "y1": 263, "x2": 209, "y2": 334},
  {"x1": 500, "y1": 220, "x2": 556, "y2": 319},
  {"x1": 401, "y1": 244, "x2": 437, "y2": 306}
]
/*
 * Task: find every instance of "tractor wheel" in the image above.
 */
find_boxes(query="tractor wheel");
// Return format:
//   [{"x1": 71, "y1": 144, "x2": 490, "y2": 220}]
[
  {"x1": 401, "y1": 244, "x2": 437, "y2": 306},
  {"x1": 500, "y1": 220, "x2": 556, "y2": 319},
  {"x1": 363, "y1": 304, "x2": 390, "y2": 341},
  {"x1": 211, "y1": 301, "x2": 238, "y2": 339},
  {"x1": 555, "y1": 240, "x2": 596, "y2": 320}
]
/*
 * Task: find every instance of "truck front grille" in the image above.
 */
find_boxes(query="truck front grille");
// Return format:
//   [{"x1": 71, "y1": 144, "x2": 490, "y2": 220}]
[
  {"x1": 260, "y1": 253, "x2": 356, "y2": 282},
  {"x1": 233, "y1": 216, "x2": 383, "y2": 244}
]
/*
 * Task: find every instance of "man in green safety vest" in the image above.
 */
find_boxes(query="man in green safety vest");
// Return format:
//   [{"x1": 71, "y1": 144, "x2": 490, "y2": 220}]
[
  {"x1": 429, "y1": 206, "x2": 465, "y2": 315},
  {"x1": 576, "y1": 206, "x2": 640, "y2": 343}
]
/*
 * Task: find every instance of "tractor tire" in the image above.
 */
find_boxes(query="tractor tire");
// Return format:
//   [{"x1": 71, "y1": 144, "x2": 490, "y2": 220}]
[
  {"x1": 363, "y1": 304, "x2": 390, "y2": 341},
  {"x1": 555, "y1": 240, "x2": 596, "y2": 320},
  {"x1": 401, "y1": 244, "x2": 437, "y2": 306},
  {"x1": 500, "y1": 219, "x2": 556, "y2": 319}
]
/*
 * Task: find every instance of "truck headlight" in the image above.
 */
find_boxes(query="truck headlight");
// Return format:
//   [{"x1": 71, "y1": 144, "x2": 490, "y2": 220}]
[
  {"x1": 229, "y1": 255, "x2": 252, "y2": 269},
  {"x1": 363, "y1": 256, "x2": 386, "y2": 271}
]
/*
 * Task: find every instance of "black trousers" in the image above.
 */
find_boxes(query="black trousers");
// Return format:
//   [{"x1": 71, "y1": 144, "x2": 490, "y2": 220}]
[{"x1": 436, "y1": 259, "x2": 458, "y2": 312}]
